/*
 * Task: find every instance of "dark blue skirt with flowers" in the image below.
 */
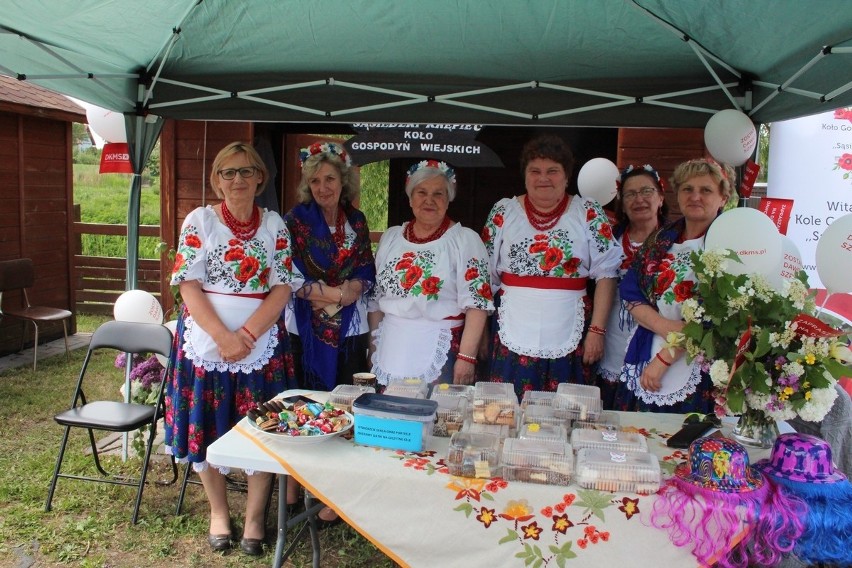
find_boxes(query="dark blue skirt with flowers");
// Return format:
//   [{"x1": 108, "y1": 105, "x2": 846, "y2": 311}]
[{"x1": 163, "y1": 305, "x2": 297, "y2": 465}]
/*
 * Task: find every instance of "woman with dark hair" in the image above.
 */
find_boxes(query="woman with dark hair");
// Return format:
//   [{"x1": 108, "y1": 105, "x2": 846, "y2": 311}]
[
  {"x1": 482, "y1": 134, "x2": 621, "y2": 399},
  {"x1": 165, "y1": 141, "x2": 302, "y2": 555},
  {"x1": 283, "y1": 141, "x2": 375, "y2": 391},
  {"x1": 597, "y1": 164, "x2": 668, "y2": 409},
  {"x1": 615, "y1": 158, "x2": 735, "y2": 413},
  {"x1": 369, "y1": 160, "x2": 493, "y2": 386}
]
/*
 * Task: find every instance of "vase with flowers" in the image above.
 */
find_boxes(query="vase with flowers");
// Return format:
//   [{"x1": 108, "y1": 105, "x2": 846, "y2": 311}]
[
  {"x1": 666, "y1": 249, "x2": 852, "y2": 447},
  {"x1": 115, "y1": 352, "x2": 166, "y2": 455}
]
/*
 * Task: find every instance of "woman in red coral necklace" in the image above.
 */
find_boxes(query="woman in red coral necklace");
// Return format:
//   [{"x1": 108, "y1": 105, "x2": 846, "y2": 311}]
[{"x1": 368, "y1": 160, "x2": 494, "y2": 386}]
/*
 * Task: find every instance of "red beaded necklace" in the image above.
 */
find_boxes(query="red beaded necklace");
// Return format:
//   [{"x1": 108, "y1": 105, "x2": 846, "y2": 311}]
[
  {"x1": 221, "y1": 201, "x2": 260, "y2": 241},
  {"x1": 523, "y1": 193, "x2": 570, "y2": 231},
  {"x1": 332, "y1": 207, "x2": 347, "y2": 249},
  {"x1": 404, "y1": 216, "x2": 452, "y2": 244}
]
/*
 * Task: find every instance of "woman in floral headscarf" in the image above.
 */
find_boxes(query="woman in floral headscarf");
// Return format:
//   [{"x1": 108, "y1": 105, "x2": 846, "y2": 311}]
[
  {"x1": 368, "y1": 160, "x2": 493, "y2": 386},
  {"x1": 616, "y1": 158, "x2": 735, "y2": 413},
  {"x1": 283, "y1": 141, "x2": 375, "y2": 392}
]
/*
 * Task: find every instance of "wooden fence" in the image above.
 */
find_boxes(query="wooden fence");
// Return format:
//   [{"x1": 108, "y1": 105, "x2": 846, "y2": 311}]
[{"x1": 73, "y1": 221, "x2": 164, "y2": 315}]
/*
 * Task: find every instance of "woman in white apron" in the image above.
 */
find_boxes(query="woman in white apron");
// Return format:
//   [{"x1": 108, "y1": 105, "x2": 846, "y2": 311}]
[
  {"x1": 165, "y1": 142, "x2": 303, "y2": 555},
  {"x1": 369, "y1": 160, "x2": 494, "y2": 386}
]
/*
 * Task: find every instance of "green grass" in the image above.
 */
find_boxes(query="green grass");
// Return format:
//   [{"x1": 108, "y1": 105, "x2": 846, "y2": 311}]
[{"x1": 0, "y1": 314, "x2": 396, "y2": 568}]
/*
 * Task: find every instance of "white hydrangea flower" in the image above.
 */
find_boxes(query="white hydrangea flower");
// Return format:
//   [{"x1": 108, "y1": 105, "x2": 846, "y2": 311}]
[
  {"x1": 701, "y1": 249, "x2": 729, "y2": 277},
  {"x1": 797, "y1": 387, "x2": 839, "y2": 422},
  {"x1": 680, "y1": 298, "x2": 701, "y2": 323},
  {"x1": 709, "y1": 359, "x2": 730, "y2": 387},
  {"x1": 782, "y1": 360, "x2": 805, "y2": 378}
]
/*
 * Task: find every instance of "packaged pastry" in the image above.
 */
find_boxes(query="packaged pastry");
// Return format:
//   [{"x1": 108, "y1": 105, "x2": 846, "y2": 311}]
[
  {"x1": 328, "y1": 384, "x2": 376, "y2": 413},
  {"x1": 570, "y1": 428, "x2": 648, "y2": 453},
  {"x1": 432, "y1": 396, "x2": 468, "y2": 437},
  {"x1": 461, "y1": 418, "x2": 512, "y2": 441},
  {"x1": 501, "y1": 438, "x2": 573, "y2": 486},
  {"x1": 472, "y1": 382, "x2": 518, "y2": 425},
  {"x1": 518, "y1": 422, "x2": 568, "y2": 443},
  {"x1": 429, "y1": 382, "x2": 474, "y2": 400},
  {"x1": 521, "y1": 405, "x2": 570, "y2": 430},
  {"x1": 575, "y1": 448, "x2": 661, "y2": 494},
  {"x1": 383, "y1": 378, "x2": 428, "y2": 399},
  {"x1": 572, "y1": 410, "x2": 621, "y2": 431},
  {"x1": 552, "y1": 383, "x2": 602, "y2": 421},
  {"x1": 446, "y1": 432, "x2": 501, "y2": 479},
  {"x1": 520, "y1": 390, "x2": 556, "y2": 409}
]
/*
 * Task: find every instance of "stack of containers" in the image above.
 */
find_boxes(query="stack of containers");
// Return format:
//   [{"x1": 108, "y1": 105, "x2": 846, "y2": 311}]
[
  {"x1": 429, "y1": 389, "x2": 470, "y2": 437},
  {"x1": 571, "y1": 422, "x2": 660, "y2": 494},
  {"x1": 572, "y1": 410, "x2": 621, "y2": 431},
  {"x1": 446, "y1": 431, "x2": 502, "y2": 479},
  {"x1": 383, "y1": 377, "x2": 429, "y2": 399},
  {"x1": 471, "y1": 382, "x2": 519, "y2": 426},
  {"x1": 521, "y1": 404, "x2": 570, "y2": 430},
  {"x1": 501, "y1": 438, "x2": 573, "y2": 485},
  {"x1": 328, "y1": 384, "x2": 376, "y2": 413},
  {"x1": 518, "y1": 422, "x2": 567, "y2": 443},
  {"x1": 553, "y1": 383, "x2": 603, "y2": 423},
  {"x1": 520, "y1": 390, "x2": 556, "y2": 410}
]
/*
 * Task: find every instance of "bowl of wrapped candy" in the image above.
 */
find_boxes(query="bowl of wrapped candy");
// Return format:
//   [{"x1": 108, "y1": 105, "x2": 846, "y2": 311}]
[{"x1": 246, "y1": 396, "x2": 353, "y2": 444}]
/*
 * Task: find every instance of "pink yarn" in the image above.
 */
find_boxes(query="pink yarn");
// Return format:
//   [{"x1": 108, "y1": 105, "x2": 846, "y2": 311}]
[{"x1": 651, "y1": 472, "x2": 806, "y2": 568}]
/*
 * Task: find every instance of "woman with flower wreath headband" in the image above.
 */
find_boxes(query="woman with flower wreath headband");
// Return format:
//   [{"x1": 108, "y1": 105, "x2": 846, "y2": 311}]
[
  {"x1": 596, "y1": 164, "x2": 668, "y2": 410},
  {"x1": 368, "y1": 159, "x2": 494, "y2": 387},
  {"x1": 615, "y1": 157, "x2": 735, "y2": 413},
  {"x1": 482, "y1": 134, "x2": 622, "y2": 400},
  {"x1": 165, "y1": 141, "x2": 303, "y2": 555}
]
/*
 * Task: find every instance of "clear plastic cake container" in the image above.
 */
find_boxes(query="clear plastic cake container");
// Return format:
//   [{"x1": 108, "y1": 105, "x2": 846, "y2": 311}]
[
  {"x1": 383, "y1": 381, "x2": 427, "y2": 399},
  {"x1": 432, "y1": 396, "x2": 469, "y2": 437},
  {"x1": 328, "y1": 384, "x2": 376, "y2": 412},
  {"x1": 461, "y1": 418, "x2": 512, "y2": 440},
  {"x1": 429, "y1": 383, "x2": 474, "y2": 400},
  {"x1": 518, "y1": 422, "x2": 568, "y2": 443},
  {"x1": 472, "y1": 382, "x2": 518, "y2": 425},
  {"x1": 501, "y1": 438, "x2": 573, "y2": 486},
  {"x1": 575, "y1": 448, "x2": 661, "y2": 494},
  {"x1": 521, "y1": 405, "x2": 570, "y2": 429},
  {"x1": 446, "y1": 431, "x2": 502, "y2": 478},
  {"x1": 520, "y1": 390, "x2": 556, "y2": 409},
  {"x1": 552, "y1": 383, "x2": 602, "y2": 421},
  {"x1": 570, "y1": 428, "x2": 648, "y2": 453},
  {"x1": 572, "y1": 410, "x2": 621, "y2": 431}
]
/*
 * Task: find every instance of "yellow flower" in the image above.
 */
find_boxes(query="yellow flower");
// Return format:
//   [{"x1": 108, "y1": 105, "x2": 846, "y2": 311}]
[
  {"x1": 804, "y1": 353, "x2": 816, "y2": 365},
  {"x1": 805, "y1": 390, "x2": 812, "y2": 401},
  {"x1": 503, "y1": 499, "x2": 532, "y2": 519}
]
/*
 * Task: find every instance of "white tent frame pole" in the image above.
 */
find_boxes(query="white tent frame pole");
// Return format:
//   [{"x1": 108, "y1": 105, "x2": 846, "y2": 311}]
[
  {"x1": 330, "y1": 99, "x2": 427, "y2": 117},
  {"x1": 538, "y1": 82, "x2": 633, "y2": 101},
  {"x1": 644, "y1": 100, "x2": 718, "y2": 114},
  {"x1": 538, "y1": 99, "x2": 635, "y2": 119},
  {"x1": 240, "y1": 80, "x2": 329, "y2": 96},
  {"x1": 240, "y1": 95, "x2": 328, "y2": 116},
  {"x1": 750, "y1": 48, "x2": 830, "y2": 115},
  {"x1": 437, "y1": 82, "x2": 537, "y2": 99},
  {"x1": 824, "y1": 79, "x2": 852, "y2": 101},
  {"x1": 687, "y1": 42, "x2": 741, "y2": 110},
  {"x1": 143, "y1": 0, "x2": 201, "y2": 108},
  {"x1": 18, "y1": 73, "x2": 136, "y2": 79}
]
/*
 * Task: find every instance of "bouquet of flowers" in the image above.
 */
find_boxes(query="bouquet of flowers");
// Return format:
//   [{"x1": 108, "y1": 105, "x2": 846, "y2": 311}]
[
  {"x1": 667, "y1": 249, "x2": 852, "y2": 426},
  {"x1": 116, "y1": 353, "x2": 166, "y2": 455}
]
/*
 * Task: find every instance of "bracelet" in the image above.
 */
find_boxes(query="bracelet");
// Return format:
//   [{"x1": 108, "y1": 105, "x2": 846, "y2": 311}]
[
  {"x1": 337, "y1": 287, "x2": 344, "y2": 307},
  {"x1": 241, "y1": 325, "x2": 257, "y2": 342},
  {"x1": 655, "y1": 352, "x2": 671, "y2": 367},
  {"x1": 588, "y1": 325, "x2": 606, "y2": 336},
  {"x1": 456, "y1": 352, "x2": 477, "y2": 364}
]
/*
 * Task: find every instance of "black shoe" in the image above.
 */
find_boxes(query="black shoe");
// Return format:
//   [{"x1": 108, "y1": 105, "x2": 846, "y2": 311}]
[
  {"x1": 240, "y1": 537, "x2": 264, "y2": 556},
  {"x1": 207, "y1": 533, "x2": 232, "y2": 552}
]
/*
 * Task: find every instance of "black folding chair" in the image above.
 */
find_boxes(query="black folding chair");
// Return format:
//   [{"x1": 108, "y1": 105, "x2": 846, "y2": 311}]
[{"x1": 45, "y1": 320, "x2": 178, "y2": 524}]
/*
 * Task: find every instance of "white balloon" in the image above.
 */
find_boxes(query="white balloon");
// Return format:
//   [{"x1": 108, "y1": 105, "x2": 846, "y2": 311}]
[
  {"x1": 706, "y1": 208, "x2": 782, "y2": 277},
  {"x1": 815, "y1": 213, "x2": 852, "y2": 294},
  {"x1": 155, "y1": 319, "x2": 179, "y2": 368},
  {"x1": 86, "y1": 107, "x2": 126, "y2": 143},
  {"x1": 113, "y1": 290, "x2": 163, "y2": 325},
  {"x1": 577, "y1": 157, "x2": 619, "y2": 205},
  {"x1": 768, "y1": 236, "x2": 804, "y2": 291},
  {"x1": 704, "y1": 109, "x2": 757, "y2": 167}
]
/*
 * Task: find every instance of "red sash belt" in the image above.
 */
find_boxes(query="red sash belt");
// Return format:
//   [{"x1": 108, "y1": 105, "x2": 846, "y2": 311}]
[
  {"x1": 444, "y1": 313, "x2": 464, "y2": 320},
  {"x1": 204, "y1": 290, "x2": 270, "y2": 300},
  {"x1": 500, "y1": 272, "x2": 587, "y2": 291}
]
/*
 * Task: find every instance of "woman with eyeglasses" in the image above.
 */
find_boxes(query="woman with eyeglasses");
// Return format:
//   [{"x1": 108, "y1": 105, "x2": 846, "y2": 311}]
[
  {"x1": 597, "y1": 165, "x2": 668, "y2": 410},
  {"x1": 165, "y1": 141, "x2": 302, "y2": 555},
  {"x1": 615, "y1": 158, "x2": 735, "y2": 414}
]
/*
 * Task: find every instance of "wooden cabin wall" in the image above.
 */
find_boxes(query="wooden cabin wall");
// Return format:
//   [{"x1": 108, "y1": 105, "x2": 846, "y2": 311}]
[{"x1": 0, "y1": 111, "x2": 76, "y2": 354}]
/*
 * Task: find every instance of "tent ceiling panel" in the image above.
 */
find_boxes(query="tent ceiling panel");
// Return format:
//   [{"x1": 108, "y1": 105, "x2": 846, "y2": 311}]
[{"x1": 0, "y1": 0, "x2": 850, "y2": 127}]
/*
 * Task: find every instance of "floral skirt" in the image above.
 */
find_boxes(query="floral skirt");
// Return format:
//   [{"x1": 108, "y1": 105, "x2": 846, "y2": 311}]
[{"x1": 164, "y1": 306, "x2": 297, "y2": 465}]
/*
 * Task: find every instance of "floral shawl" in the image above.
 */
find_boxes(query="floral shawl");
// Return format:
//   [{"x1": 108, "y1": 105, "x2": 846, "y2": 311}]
[
  {"x1": 284, "y1": 201, "x2": 375, "y2": 390},
  {"x1": 619, "y1": 217, "x2": 685, "y2": 367}
]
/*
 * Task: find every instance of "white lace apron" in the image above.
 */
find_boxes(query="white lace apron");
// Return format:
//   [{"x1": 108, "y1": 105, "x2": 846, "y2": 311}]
[
  {"x1": 497, "y1": 285, "x2": 585, "y2": 358},
  {"x1": 183, "y1": 293, "x2": 278, "y2": 373},
  {"x1": 370, "y1": 313, "x2": 457, "y2": 385}
]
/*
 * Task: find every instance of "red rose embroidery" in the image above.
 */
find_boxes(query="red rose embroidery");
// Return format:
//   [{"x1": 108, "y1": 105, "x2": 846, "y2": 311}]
[
  {"x1": 395, "y1": 257, "x2": 414, "y2": 271},
  {"x1": 465, "y1": 267, "x2": 479, "y2": 281},
  {"x1": 284, "y1": 257, "x2": 292, "y2": 271},
  {"x1": 673, "y1": 280, "x2": 694, "y2": 302},
  {"x1": 478, "y1": 282, "x2": 493, "y2": 301},
  {"x1": 838, "y1": 153, "x2": 852, "y2": 171},
  {"x1": 599, "y1": 223, "x2": 613, "y2": 240},
  {"x1": 224, "y1": 247, "x2": 245, "y2": 261},
  {"x1": 541, "y1": 247, "x2": 564, "y2": 271},
  {"x1": 185, "y1": 234, "x2": 201, "y2": 248},
  {"x1": 534, "y1": 234, "x2": 548, "y2": 241},
  {"x1": 586, "y1": 208, "x2": 596, "y2": 221},
  {"x1": 258, "y1": 267, "x2": 270, "y2": 287},
  {"x1": 562, "y1": 257, "x2": 581, "y2": 275},
  {"x1": 172, "y1": 253, "x2": 185, "y2": 273},
  {"x1": 655, "y1": 269, "x2": 676, "y2": 295},
  {"x1": 529, "y1": 241, "x2": 548, "y2": 254},
  {"x1": 236, "y1": 256, "x2": 260, "y2": 282},
  {"x1": 401, "y1": 265, "x2": 423, "y2": 290},
  {"x1": 275, "y1": 237, "x2": 288, "y2": 250},
  {"x1": 493, "y1": 213, "x2": 504, "y2": 227},
  {"x1": 421, "y1": 276, "x2": 441, "y2": 295}
]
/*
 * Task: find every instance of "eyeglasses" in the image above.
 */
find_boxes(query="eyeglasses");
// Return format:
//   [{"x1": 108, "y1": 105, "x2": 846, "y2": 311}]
[
  {"x1": 622, "y1": 186, "x2": 658, "y2": 201},
  {"x1": 218, "y1": 167, "x2": 258, "y2": 180}
]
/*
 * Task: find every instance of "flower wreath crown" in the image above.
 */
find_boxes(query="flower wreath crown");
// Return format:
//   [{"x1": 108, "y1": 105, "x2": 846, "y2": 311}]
[
  {"x1": 619, "y1": 163, "x2": 664, "y2": 190},
  {"x1": 406, "y1": 159, "x2": 456, "y2": 185},
  {"x1": 299, "y1": 142, "x2": 352, "y2": 168}
]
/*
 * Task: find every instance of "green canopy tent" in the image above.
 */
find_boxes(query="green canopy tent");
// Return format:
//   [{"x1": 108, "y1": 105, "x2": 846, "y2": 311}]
[{"x1": 1, "y1": 0, "x2": 851, "y2": 284}]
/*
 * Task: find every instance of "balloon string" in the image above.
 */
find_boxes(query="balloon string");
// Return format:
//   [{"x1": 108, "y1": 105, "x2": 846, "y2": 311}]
[{"x1": 816, "y1": 290, "x2": 831, "y2": 317}]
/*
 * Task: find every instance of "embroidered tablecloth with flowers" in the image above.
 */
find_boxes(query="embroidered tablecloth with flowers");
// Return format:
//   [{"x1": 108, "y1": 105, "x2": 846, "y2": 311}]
[{"x1": 241, "y1": 410, "x2": 709, "y2": 568}]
